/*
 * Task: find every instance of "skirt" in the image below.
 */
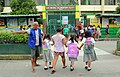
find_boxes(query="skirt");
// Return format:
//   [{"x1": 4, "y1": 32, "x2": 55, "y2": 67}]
[
  {"x1": 69, "y1": 57, "x2": 78, "y2": 62},
  {"x1": 43, "y1": 49, "x2": 53, "y2": 62},
  {"x1": 83, "y1": 49, "x2": 97, "y2": 62}
]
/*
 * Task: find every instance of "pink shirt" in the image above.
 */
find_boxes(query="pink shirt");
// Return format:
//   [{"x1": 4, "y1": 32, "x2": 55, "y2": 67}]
[{"x1": 52, "y1": 34, "x2": 65, "y2": 52}]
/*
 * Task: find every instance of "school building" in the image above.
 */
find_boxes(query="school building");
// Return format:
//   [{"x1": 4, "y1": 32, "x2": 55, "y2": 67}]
[{"x1": 0, "y1": 0, "x2": 120, "y2": 37}]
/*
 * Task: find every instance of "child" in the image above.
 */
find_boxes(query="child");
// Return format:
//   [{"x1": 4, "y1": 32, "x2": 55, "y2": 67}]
[
  {"x1": 42, "y1": 34, "x2": 53, "y2": 70},
  {"x1": 80, "y1": 31, "x2": 97, "y2": 71},
  {"x1": 66, "y1": 35, "x2": 79, "y2": 71}
]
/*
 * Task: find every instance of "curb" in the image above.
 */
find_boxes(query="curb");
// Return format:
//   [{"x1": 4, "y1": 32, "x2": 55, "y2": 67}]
[
  {"x1": 99, "y1": 38, "x2": 120, "y2": 41},
  {"x1": 0, "y1": 54, "x2": 43, "y2": 60},
  {"x1": 113, "y1": 50, "x2": 120, "y2": 56}
]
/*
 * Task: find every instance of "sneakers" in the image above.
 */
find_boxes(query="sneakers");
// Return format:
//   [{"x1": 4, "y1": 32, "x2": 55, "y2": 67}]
[
  {"x1": 70, "y1": 65, "x2": 74, "y2": 71},
  {"x1": 87, "y1": 67, "x2": 91, "y2": 71},
  {"x1": 85, "y1": 65, "x2": 88, "y2": 69},
  {"x1": 85, "y1": 65, "x2": 91, "y2": 71},
  {"x1": 49, "y1": 65, "x2": 53, "y2": 69},
  {"x1": 44, "y1": 66, "x2": 48, "y2": 70},
  {"x1": 70, "y1": 67, "x2": 74, "y2": 71}
]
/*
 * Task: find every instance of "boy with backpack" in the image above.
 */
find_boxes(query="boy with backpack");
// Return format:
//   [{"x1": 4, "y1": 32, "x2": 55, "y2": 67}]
[
  {"x1": 66, "y1": 35, "x2": 80, "y2": 71},
  {"x1": 79, "y1": 31, "x2": 97, "y2": 71}
]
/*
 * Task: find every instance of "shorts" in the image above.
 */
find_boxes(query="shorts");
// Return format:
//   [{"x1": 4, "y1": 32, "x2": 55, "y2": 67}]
[
  {"x1": 54, "y1": 52, "x2": 65, "y2": 57},
  {"x1": 31, "y1": 46, "x2": 40, "y2": 58}
]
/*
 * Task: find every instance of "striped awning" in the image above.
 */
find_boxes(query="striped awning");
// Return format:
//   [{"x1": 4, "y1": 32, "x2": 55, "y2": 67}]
[
  {"x1": 0, "y1": 14, "x2": 41, "y2": 18},
  {"x1": 96, "y1": 14, "x2": 120, "y2": 17}
]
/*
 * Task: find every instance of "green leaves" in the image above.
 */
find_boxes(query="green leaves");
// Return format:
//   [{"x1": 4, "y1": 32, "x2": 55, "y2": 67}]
[
  {"x1": 0, "y1": 30, "x2": 28, "y2": 44},
  {"x1": 117, "y1": 29, "x2": 120, "y2": 38},
  {"x1": 115, "y1": 4, "x2": 120, "y2": 14},
  {"x1": 10, "y1": 0, "x2": 38, "y2": 15}
]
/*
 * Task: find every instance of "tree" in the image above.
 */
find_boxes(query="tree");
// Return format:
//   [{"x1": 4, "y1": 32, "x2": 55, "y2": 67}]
[
  {"x1": 114, "y1": 4, "x2": 120, "y2": 14},
  {"x1": 10, "y1": 0, "x2": 38, "y2": 15},
  {"x1": 0, "y1": 2, "x2": 3, "y2": 12}
]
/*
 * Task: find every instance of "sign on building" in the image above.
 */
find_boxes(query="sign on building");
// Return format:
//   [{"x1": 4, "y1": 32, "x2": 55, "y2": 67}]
[{"x1": 62, "y1": 16, "x2": 68, "y2": 25}]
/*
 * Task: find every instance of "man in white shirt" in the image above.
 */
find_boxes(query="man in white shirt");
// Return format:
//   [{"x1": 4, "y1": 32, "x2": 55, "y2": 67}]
[{"x1": 12, "y1": 22, "x2": 43, "y2": 72}]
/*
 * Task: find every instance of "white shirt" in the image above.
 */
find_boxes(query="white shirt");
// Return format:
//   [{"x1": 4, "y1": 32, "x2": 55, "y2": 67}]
[
  {"x1": 26, "y1": 28, "x2": 43, "y2": 46},
  {"x1": 52, "y1": 34, "x2": 65, "y2": 52},
  {"x1": 66, "y1": 40, "x2": 78, "y2": 46},
  {"x1": 44, "y1": 39, "x2": 52, "y2": 49},
  {"x1": 82, "y1": 37, "x2": 95, "y2": 44}
]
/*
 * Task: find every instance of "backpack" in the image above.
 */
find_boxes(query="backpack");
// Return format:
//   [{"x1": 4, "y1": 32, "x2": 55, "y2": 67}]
[
  {"x1": 67, "y1": 43, "x2": 79, "y2": 58},
  {"x1": 84, "y1": 38, "x2": 93, "y2": 54}
]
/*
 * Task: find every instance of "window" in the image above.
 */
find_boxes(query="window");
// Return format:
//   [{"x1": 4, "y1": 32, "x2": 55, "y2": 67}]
[
  {"x1": 35, "y1": 0, "x2": 45, "y2": 6},
  {"x1": 117, "y1": 0, "x2": 120, "y2": 4},
  {"x1": 109, "y1": 18, "x2": 116, "y2": 24},
  {"x1": 81, "y1": 0, "x2": 101, "y2": 5},
  {"x1": 48, "y1": 0, "x2": 78, "y2": 5},
  {"x1": 63, "y1": 0, "x2": 70, "y2": 4},
  {"x1": 105, "y1": 0, "x2": 116, "y2": 5},
  {"x1": 5, "y1": 0, "x2": 12, "y2": 6}
]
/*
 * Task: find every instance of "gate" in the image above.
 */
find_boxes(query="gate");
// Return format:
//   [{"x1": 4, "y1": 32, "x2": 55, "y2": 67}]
[{"x1": 46, "y1": 12, "x2": 75, "y2": 35}]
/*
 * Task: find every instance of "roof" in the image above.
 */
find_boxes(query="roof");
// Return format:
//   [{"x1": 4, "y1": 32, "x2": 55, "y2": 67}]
[
  {"x1": 96, "y1": 14, "x2": 120, "y2": 17},
  {"x1": 0, "y1": 14, "x2": 41, "y2": 18},
  {"x1": 1, "y1": 6, "x2": 43, "y2": 13}
]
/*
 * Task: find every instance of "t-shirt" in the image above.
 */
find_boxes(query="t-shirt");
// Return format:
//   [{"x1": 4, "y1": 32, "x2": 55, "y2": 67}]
[
  {"x1": 63, "y1": 28, "x2": 69, "y2": 35},
  {"x1": 66, "y1": 40, "x2": 78, "y2": 46},
  {"x1": 44, "y1": 39, "x2": 52, "y2": 49},
  {"x1": 52, "y1": 34, "x2": 65, "y2": 52},
  {"x1": 88, "y1": 27, "x2": 94, "y2": 35},
  {"x1": 26, "y1": 28, "x2": 43, "y2": 46},
  {"x1": 82, "y1": 37, "x2": 95, "y2": 44}
]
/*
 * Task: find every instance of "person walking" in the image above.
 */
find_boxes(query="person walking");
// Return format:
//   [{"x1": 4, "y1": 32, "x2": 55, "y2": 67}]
[
  {"x1": 42, "y1": 34, "x2": 53, "y2": 70},
  {"x1": 51, "y1": 28, "x2": 67, "y2": 74},
  {"x1": 63, "y1": 25, "x2": 69, "y2": 38},
  {"x1": 106, "y1": 25, "x2": 109, "y2": 39},
  {"x1": 96, "y1": 25, "x2": 101, "y2": 40},
  {"x1": 12, "y1": 22, "x2": 43, "y2": 72},
  {"x1": 79, "y1": 31, "x2": 97, "y2": 71},
  {"x1": 66, "y1": 35, "x2": 80, "y2": 71}
]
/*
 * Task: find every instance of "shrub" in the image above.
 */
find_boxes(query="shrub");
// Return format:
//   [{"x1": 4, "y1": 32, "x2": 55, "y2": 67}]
[
  {"x1": 117, "y1": 29, "x2": 120, "y2": 38},
  {"x1": 0, "y1": 30, "x2": 28, "y2": 44}
]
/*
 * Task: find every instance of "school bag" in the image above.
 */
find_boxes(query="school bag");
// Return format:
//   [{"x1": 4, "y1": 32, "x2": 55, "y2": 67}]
[
  {"x1": 67, "y1": 43, "x2": 79, "y2": 58},
  {"x1": 42, "y1": 42, "x2": 48, "y2": 51},
  {"x1": 84, "y1": 38, "x2": 93, "y2": 54}
]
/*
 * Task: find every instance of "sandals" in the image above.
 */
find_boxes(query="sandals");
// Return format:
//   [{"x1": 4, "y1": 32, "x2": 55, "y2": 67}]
[
  {"x1": 51, "y1": 70, "x2": 56, "y2": 74},
  {"x1": 35, "y1": 64, "x2": 40, "y2": 66},
  {"x1": 63, "y1": 66, "x2": 67, "y2": 69}
]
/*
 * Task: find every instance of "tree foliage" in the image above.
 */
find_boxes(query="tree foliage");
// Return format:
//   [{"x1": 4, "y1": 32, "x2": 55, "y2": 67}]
[
  {"x1": 115, "y1": 4, "x2": 120, "y2": 14},
  {"x1": 10, "y1": 0, "x2": 38, "y2": 15}
]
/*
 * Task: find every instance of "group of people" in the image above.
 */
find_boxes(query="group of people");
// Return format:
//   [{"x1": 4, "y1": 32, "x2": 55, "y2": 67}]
[{"x1": 12, "y1": 21, "x2": 97, "y2": 74}]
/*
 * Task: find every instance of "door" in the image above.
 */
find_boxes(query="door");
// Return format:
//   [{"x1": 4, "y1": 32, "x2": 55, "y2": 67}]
[{"x1": 47, "y1": 12, "x2": 75, "y2": 35}]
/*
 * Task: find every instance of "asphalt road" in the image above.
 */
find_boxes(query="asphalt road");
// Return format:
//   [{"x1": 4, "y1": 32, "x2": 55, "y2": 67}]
[{"x1": 0, "y1": 41, "x2": 120, "y2": 77}]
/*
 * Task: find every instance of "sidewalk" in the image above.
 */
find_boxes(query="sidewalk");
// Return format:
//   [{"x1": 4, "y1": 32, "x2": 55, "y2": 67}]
[{"x1": 0, "y1": 47, "x2": 120, "y2": 77}]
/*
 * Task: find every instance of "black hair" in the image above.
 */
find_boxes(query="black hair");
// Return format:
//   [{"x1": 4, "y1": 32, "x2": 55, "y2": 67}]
[
  {"x1": 56, "y1": 28, "x2": 62, "y2": 32},
  {"x1": 69, "y1": 35, "x2": 78, "y2": 43},
  {"x1": 84, "y1": 31, "x2": 92, "y2": 38},
  {"x1": 98, "y1": 25, "x2": 100, "y2": 28},
  {"x1": 43, "y1": 34, "x2": 51, "y2": 41}
]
